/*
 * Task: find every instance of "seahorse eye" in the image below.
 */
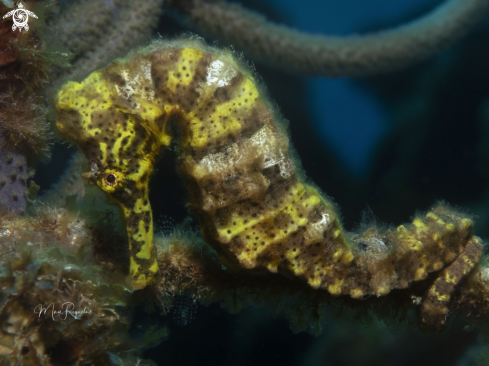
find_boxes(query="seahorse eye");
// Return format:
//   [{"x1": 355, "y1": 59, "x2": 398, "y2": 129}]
[{"x1": 105, "y1": 173, "x2": 117, "y2": 186}]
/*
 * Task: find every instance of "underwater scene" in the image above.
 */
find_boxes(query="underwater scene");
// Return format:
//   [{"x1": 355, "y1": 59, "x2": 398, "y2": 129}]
[{"x1": 2, "y1": 0, "x2": 489, "y2": 365}]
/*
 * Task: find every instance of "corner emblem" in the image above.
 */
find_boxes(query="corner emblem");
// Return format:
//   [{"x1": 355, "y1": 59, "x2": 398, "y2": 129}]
[{"x1": 3, "y1": 3, "x2": 38, "y2": 32}]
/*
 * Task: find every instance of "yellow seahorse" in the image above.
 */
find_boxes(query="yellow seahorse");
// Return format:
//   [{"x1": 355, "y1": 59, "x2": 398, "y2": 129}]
[{"x1": 56, "y1": 39, "x2": 483, "y2": 330}]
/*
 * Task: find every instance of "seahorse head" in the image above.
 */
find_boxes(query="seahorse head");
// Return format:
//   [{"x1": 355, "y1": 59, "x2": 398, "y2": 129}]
[{"x1": 56, "y1": 57, "x2": 172, "y2": 289}]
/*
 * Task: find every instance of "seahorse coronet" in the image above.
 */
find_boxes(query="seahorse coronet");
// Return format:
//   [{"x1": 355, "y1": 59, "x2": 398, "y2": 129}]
[{"x1": 55, "y1": 37, "x2": 482, "y2": 329}]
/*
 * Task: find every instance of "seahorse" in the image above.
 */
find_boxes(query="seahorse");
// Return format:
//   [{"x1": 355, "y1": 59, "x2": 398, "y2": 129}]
[{"x1": 55, "y1": 39, "x2": 483, "y2": 330}]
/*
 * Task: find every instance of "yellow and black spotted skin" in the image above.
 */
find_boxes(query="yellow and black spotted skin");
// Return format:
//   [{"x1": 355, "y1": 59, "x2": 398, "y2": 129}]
[{"x1": 56, "y1": 39, "x2": 483, "y2": 328}]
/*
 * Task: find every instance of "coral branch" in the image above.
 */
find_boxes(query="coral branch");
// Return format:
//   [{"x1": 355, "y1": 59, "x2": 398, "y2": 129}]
[
  {"x1": 155, "y1": 226, "x2": 489, "y2": 335},
  {"x1": 0, "y1": 91, "x2": 51, "y2": 158},
  {"x1": 41, "y1": 151, "x2": 86, "y2": 207},
  {"x1": 50, "y1": 0, "x2": 166, "y2": 81},
  {"x1": 168, "y1": 0, "x2": 489, "y2": 76}
]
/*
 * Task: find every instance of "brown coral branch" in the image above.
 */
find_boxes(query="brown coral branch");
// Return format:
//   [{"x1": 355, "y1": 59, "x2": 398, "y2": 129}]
[
  {"x1": 168, "y1": 0, "x2": 489, "y2": 76},
  {"x1": 50, "y1": 0, "x2": 166, "y2": 81},
  {"x1": 0, "y1": 90, "x2": 51, "y2": 158}
]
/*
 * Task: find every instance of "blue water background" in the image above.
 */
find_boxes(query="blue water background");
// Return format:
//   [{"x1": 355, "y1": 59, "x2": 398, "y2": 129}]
[{"x1": 265, "y1": 0, "x2": 442, "y2": 175}]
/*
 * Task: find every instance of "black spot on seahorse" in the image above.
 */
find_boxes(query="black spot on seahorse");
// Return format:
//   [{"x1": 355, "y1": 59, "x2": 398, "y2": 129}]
[
  {"x1": 213, "y1": 87, "x2": 229, "y2": 102},
  {"x1": 142, "y1": 212, "x2": 152, "y2": 232}
]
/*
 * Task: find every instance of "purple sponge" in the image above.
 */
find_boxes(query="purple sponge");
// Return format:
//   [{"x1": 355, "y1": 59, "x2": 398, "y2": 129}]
[{"x1": 0, "y1": 149, "x2": 32, "y2": 215}]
